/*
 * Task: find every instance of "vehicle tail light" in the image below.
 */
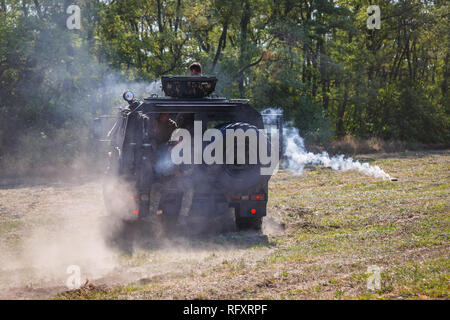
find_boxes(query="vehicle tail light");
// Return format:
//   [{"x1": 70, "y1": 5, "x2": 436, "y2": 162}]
[
  {"x1": 251, "y1": 194, "x2": 265, "y2": 200},
  {"x1": 232, "y1": 195, "x2": 265, "y2": 201}
]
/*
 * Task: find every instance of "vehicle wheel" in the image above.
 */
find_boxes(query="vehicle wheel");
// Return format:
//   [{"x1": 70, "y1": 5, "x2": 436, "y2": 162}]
[
  {"x1": 235, "y1": 216, "x2": 262, "y2": 232},
  {"x1": 100, "y1": 217, "x2": 134, "y2": 253}
]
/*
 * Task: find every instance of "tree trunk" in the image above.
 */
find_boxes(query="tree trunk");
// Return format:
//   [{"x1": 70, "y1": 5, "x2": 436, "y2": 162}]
[
  {"x1": 156, "y1": 0, "x2": 163, "y2": 32},
  {"x1": 442, "y1": 53, "x2": 449, "y2": 96},
  {"x1": 337, "y1": 84, "x2": 348, "y2": 137},
  {"x1": 210, "y1": 19, "x2": 229, "y2": 74},
  {"x1": 239, "y1": 0, "x2": 251, "y2": 98},
  {"x1": 318, "y1": 36, "x2": 328, "y2": 113}
]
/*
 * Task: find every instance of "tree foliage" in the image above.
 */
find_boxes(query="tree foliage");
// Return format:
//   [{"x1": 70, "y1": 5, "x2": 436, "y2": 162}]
[{"x1": 0, "y1": 0, "x2": 448, "y2": 172}]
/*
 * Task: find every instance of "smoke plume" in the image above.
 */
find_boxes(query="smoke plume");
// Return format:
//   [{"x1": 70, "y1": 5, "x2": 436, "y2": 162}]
[{"x1": 263, "y1": 108, "x2": 392, "y2": 180}]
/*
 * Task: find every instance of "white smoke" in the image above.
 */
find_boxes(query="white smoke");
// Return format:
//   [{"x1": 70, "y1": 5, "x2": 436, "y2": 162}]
[
  {"x1": 284, "y1": 126, "x2": 392, "y2": 180},
  {"x1": 147, "y1": 80, "x2": 165, "y2": 97},
  {"x1": 263, "y1": 108, "x2": 392, "y2": 180},
  {"x1": 97, "y1": 77, "x2": 164, "y2": 108}
]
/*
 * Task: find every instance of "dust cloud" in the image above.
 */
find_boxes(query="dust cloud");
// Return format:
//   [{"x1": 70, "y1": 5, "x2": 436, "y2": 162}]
[{"x1": 0, "y1": 185, "x2": 117, "y2": 294}]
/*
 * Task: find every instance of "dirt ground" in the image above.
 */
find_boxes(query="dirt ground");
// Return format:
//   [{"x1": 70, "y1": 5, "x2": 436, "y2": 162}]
[{"x1": 0, "y1": 150, "x2": 448, "y2": 300}]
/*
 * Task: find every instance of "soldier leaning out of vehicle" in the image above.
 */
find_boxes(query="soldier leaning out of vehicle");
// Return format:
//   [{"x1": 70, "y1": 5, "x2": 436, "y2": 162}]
[
  {"x1": 147, "y1": 113, "x2": 177, "y2": 217},
  {"x1": 148, "y1": 64, "x2": 201, "y2": 226},
  {"x1": 172, "y1": 113, "x2": 196, "y2": 226},
  {"x1": 148, "y1": 113, "x2": 195, "y2": 227}
]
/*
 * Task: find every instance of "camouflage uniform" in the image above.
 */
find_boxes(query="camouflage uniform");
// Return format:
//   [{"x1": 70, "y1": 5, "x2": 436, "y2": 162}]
[
  {"x1": 148, "y1": 181, "x2": 165, "y2": 216},
  {"x1": 173, "y1": 113, "x2": 196, "y2": 224},
  {"x1": 176, "y1": 164, "x2": 195, "y2": 224},
  {"x1": 148, "y1": 114, "x2": 177, "y2": 217}
]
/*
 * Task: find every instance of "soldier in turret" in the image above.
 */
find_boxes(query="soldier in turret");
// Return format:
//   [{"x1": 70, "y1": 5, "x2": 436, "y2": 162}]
[{"x1": 189, "y1": 62, "x2": 202, "y2": 76}]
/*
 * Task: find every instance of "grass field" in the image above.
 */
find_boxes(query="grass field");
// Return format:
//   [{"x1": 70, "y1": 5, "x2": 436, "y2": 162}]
[{"x1": 0, "y1": 150, "x2": 448, "y2": 299}]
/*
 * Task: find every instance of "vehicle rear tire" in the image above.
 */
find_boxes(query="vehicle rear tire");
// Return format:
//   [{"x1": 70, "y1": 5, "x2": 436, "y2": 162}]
[
  {"x1": 235, "y1": 216, "x2": 262, "y2": 232},
  {"x1": 215, "y1": 122, "x2": 271, "y2": 194}
]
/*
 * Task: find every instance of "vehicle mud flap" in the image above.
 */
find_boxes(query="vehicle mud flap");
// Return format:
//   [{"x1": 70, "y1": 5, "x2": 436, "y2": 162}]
[
  {"x1": 174, "y1": 200, "x2": 233, "y2": 236},
  {"x1": 235, "y1": 216, "x2": 263, "y2": 232},
  {"x1": 233, "y1": 203, "x2": 264, "y2": 232}
]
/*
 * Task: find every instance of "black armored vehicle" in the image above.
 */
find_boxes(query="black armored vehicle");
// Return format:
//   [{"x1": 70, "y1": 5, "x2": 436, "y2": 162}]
[{"x1": 98, "y1": 76, "x2": 281, "y2": 237}]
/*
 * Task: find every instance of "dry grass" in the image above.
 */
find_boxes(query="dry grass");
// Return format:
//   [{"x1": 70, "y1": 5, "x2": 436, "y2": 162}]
[
  {"x1": 0, "y1": 150, "x2": 449, "y2": 300},
  {"x1": 308, "y1": 135, "x2": 448, "y2": 155}
]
